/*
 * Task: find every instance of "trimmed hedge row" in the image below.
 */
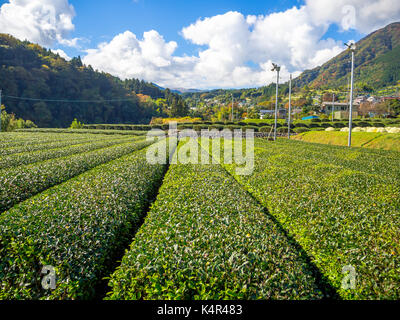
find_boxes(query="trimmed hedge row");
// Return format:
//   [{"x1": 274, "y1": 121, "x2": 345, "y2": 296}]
[
  {"x1": 0, "y1": 141, "x2": 174, "y2": 299},
  {"x1": 107, "y1": 139, "x2": 326, "y2": 300},
  {"x1": 0, "y1": 133, "x2": 110, "y2": 153},
  {"x1": 16, "y1": 128, "x2": 147, "y2": 136},
  {"x1": 225, "y1": 139, "x2": 400, "y2": 299},
  {"x1": 0, "y1": 138, "x2": 152, "y2": 213},
  {"x1": 0, "y1": 136, "x2": 137, "y2": 170}
]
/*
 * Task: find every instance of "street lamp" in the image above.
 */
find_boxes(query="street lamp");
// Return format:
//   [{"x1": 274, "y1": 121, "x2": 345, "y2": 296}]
[
  {"x1": 345, "y1": 42, "x2": 356, "y2": 147},
  {"x1": 288, "y1": 74, "x2": 292, "y2": 139},
  {"x1": 271, "y1": 63, "x2": 280, "y2": 141}
]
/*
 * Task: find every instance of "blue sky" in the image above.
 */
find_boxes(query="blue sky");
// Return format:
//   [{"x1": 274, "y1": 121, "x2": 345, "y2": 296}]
[
  {"x1": 0, "y1": 0, "x2": 398, "y2": 89},
  {"x1": 62, "y1": 0, "x2": 363, "y2": 59}
]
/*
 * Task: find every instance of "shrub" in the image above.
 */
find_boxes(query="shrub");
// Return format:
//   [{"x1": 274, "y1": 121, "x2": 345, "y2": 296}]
[
  {"x1": 294, "y1": 127, "x2": 310, "y2": 133},
  {"x1": 259, "y1": 126, "x2": 272, "y2": 133},
  {"x1": 0, "y1": 142, "x2": 172, "y2": 299},
  {"x1": 294, "y1": 123, "x2": 309, "y2": 128},
  {"x1": 320, "y1": 123, "x2": 332, "y2": 128},
  {"x1": 226, "y1": 125, "x2": 242, "y2": 130},
  {"x1": 0, "y1": 136, "x2": 134, "y2": 170},
  {"x1": 107, "y1": 140, "x2": 325, "y2": 300},
  {"x1": 0, "y1": 139, "x2": 151, "y2": 213},
  {"x1": 225, "y1": 139, "x2": 400, "y2": 299},
  {"x1": 244, "y1": 125, "x2": 259, "y2": 132},
  {"x1": 277, "y1": 126, "x2": 292, "y2": 133},
  {"x1": 332, "y1": 122, "x2": 346, "y2": 128},
  {"x1": 357, "y1": 121, "x2": 370, "y2": 127}
]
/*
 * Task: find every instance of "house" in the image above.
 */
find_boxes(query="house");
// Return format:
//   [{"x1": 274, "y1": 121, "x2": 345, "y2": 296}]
[
  {"x1": 334, "y1": 111, "x2": 359, "y2": 120},
  {"x1": 321, "y1": 102, "x2": 349, "y2": 114},
  {"x1": 354, "y1": 96, "x2": 367, "y2": 105},
  {"x1": 260, "y1": 109, "x2": 287, "y2": 119},
  {"x1": 367, "y1": 96, "x2": 379, "y2": 103}
]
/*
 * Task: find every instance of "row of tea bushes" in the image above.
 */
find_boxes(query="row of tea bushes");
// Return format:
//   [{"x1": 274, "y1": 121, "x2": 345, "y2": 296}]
[
  {"x1": 0, "y1": 133, "x2": 113, "y2": 153},
  {"x1": 0, "y1": 139, "x2": 152, "y2": 213},
  {"x1": 16, "y1": 128, "x2": 147, "y2": 136},
  {"x1": 0, "y1": 141, "x2": 173, "y2": 299},
  {"x1": 107, "y1": 139, "x2": 328, "y2": 300},
  {"x1": 0, "y1": 136, "x2": 137, "y2": 170},
  {"x1": 224, "y1": 139, "x2": 400, "y2": 299}
]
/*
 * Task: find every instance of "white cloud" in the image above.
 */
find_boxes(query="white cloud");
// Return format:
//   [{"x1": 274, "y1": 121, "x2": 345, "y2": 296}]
[
  {"x1": 83, "y1": 30, "x2": 179, "y2": 81},
  {"x1": 0, "y1": 0, "x2": 76, "y2": 47},
  {"x1": 12, "y1": 0, "x2": 392, "y2": 89},
  {"x1": 84, "y1": 9, "x2": 344, "y2": 89},
  {"x1": 305, "y1": 0, "x2": 400, "y2": 34},
  {"x1": 51, "y1": 49, "x2": 71, "y2": 61}
]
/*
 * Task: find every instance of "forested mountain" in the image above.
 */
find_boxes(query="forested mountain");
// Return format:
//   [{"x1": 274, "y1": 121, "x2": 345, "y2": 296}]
[
  {"x1": 0, "y1": 34, "x2": 164, "y2": 127},
  {"x1": 293, "y1": 22, "x2": 400, "y2": 90},
  {"x1": 123, "y1": 79, "x2": 165, "y2": 99}
]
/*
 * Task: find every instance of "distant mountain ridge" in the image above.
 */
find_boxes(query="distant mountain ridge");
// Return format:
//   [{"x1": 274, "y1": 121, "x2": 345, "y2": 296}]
[
  {"x1": 293, "y1": 22, "x2": 400, "y2": 90},
  {"x1": 152, "y1": 83, "x2": 204, "y2": 94}
]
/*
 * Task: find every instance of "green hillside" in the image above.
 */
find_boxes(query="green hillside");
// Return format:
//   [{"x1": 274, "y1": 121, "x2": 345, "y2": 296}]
[
  {"x1": 0, "y1": 34, "x2": 168, "y2": 127},
  {"x1": 293, "y1": 22, "x2": 400, "y2": 90}
]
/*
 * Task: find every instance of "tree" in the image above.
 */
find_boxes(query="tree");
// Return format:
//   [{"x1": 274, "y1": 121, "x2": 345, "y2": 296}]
[
  {"x1": 70, "y1": 118, "x2": 84, "y2": 129},
  {"x1": 1, "y1": 104, "x2": 37, "y2": 131},
  {"x1": 322, "y1": 92, "x2": 339, "y2": 102}
]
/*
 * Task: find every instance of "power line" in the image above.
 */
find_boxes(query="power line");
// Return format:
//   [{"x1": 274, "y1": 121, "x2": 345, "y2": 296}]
[{"x1": 3, "y1": 95, "x2": 137, "y2": 103}]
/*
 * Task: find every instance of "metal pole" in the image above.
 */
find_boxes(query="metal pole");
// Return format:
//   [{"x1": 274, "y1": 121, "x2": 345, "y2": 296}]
[
  {"x1": 332, "y1": 93, "x2": 335, "y2": 122},
  {"x1": 348, "y1": 50, "x2": 355, "y2": 147},
  {"x1": 288, "y1": 74, "x2": 292, "y2": 139},
  {"x1": 274, "y1": 69, "x2": 279, "y2": 141},
  {"x1": 231, "y1": 94, "x2": 234, "y2": 121}
]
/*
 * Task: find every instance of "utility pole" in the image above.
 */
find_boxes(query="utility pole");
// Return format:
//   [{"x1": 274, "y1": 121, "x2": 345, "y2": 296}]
[
  {"x1": 272, "y1": 63, "x2": 280, "y2": 141},
  {"x1": 231, "y1": 93, "x2": 234, "y2": 121},
  {"x1": 288, "y1": 74, "x2": 292, "y2": 139},
  {"x1": 332, "y1": 93, "x2": 335, "y2": 122},
  {"x1": 345, "y1": 42, "x2": 356, "y2": 147}
]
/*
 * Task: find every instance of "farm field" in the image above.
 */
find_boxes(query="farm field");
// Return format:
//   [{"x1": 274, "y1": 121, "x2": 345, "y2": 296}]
[
  {"x1": 218, "y1": 139, "x2": 400, "y2": 299},
  {"x1": 293, "y1": 131, "x2": 400, "y2": 152},
  {"x1": 0, "y1": 132, "x2": 399, "y2": 300}
]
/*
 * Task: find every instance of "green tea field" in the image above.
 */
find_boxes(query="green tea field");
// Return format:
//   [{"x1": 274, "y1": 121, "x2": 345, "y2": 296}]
[{"x1": 0, "y1": 132, "x2": 399, "y2": 300}]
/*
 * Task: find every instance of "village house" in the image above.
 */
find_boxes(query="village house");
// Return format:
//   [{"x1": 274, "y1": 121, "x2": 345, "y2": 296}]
[
  {"x1": 260, "y1": 109, "x2": 287, "y2": 119},
  {"x1": 320, "y1": 102, "x2": 350, "y2": 114},
  {"x1": 354, "y1": 96, "x2": 367, "y2": 105}
]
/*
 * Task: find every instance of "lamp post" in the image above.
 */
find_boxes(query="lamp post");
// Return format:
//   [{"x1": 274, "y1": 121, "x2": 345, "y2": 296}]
[
  {"x1": 345, "y1": 42, "x2": 356, "y2": 147},
  {"x1": 288, "y1": 74, "x2": 292, "y2": 139},
  {"x1": 332, "y1": 93, "x2": 335, "y2": 122},
  {"x1": 271, "y1": 63, "x2": 280, "y2": 141}
]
